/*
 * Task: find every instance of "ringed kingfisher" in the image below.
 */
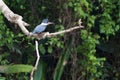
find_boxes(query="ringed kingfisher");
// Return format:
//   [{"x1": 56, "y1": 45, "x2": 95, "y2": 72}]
[{"x1": 32, "y1": 19, "x2": 54, "y2": 34}]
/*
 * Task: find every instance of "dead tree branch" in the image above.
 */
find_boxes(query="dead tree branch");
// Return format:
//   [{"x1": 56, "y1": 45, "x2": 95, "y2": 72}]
[
  {"x1": 0, "y1": 0, "x2": 84, "y2": 40},
  {"x1": 30, "y1": 40, "x2": 40, "y2": 80},
  {"x1": 32, "y1": 25, "x2": 84, "y2": 40},
  {"x1": 0, "y1": 0, "x2": 30, "y2": 35},
  {"x1": 0, "y1": 0, "x2": 84, "y2": 80}
]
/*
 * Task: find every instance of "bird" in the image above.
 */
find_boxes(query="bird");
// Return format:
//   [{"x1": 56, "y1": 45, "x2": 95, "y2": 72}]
[{"x1": 32, "y1": 19, "x2": 54, "y2": 34}]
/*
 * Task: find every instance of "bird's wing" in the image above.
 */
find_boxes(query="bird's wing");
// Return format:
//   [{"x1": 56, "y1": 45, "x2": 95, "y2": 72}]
[{"x1": 33, "y1": 25, "x2": 46, "y2": 34}]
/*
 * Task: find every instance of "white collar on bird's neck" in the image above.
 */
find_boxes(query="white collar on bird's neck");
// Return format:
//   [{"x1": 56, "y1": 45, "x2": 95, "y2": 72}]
[{"x1": 41, "y1": 23, "x2": 48, "y2": 25}]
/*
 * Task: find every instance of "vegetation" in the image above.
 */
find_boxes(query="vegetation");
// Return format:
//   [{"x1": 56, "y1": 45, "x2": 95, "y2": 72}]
[{"x1": 0, "y1": 0, "x2": 120, "y2": 80}]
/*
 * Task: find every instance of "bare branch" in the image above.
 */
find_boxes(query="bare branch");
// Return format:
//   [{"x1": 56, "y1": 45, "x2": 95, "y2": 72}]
[
  {"x1": 29, "y1": 24, "x2": 84, "y2": 40},
  {"x1": 0, "y1": 0, "x2": 84, "y2": 40},
  {"x1": 0, "y1": 0, "x2": 30, "y2": 35},
  {"x1": 30, "y1": 19, "x2": 84, "y2": 40},
  {"x1": 0, "y1": 0, "x2": 84, "y2": 79},
  {"x1": 30, "y1": 40, "x2": 40, "y2": 80},
  {"x1": 48, "y1": 26, "x2": 83, "y2": 37}
]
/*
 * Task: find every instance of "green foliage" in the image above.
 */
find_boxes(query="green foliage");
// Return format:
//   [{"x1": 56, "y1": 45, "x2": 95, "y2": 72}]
[
  {"x1": 69, "y1": 0, "x2": 120, "y2": 79},
  {"x1": 0, "y1": 0, "x2": 120, "y2": 80},
  {"x1": 39, "y1": 44, "x2": 46, "y2": 54},
  {"x1": 34, "y1": 61, "x2": 46, "y2": 80},
  {"x1": 0, "y1": 53, "x2": 9, "y2": 65},
  {"x1": 0, "y1": 14, "x2": 14, "y2": 47},
  {"x1": 0, "y1": 64, "x2": 33, "y2": 73},
  {"x1": 54, "y1": 44, "x2": 71, "y2": 80},
  {"x1": 0, "y1": 77, "x2": 5, "y2": 80},
  {"x1": 77, "y1": 30, "x2": 105, "y2": 79}
]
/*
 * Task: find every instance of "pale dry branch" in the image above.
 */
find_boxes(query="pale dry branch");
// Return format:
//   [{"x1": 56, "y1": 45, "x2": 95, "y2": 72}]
[
  {"x1": 29, "y1": 24, "x2": 84, "y2": 40},
  {"x1": 0, "y1": 0, "x2": 30, "y2": 35},
  {"x1": 0, "y1": 0, "x2": 84, "y2": 40},
  {"x1": 0, "y1": 1, "x2": 84, "y2": 79},
  {"x1": 30, "y1": 40, "x2": 40, "y2": 80},
  {"x1": 31, "y1": 19, "x2": 84, "y2": 40},
  {"x1": 48, "y1": 26, "x2": 83, "y2": 37}
]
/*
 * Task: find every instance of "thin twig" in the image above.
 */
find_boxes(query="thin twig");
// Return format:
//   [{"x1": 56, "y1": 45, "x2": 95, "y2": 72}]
[
  {"x1": 30, "y1": 19, "x2": 84, "y2": 40},
  {"x1": 30, "y1": 40, "x2": 40, "y2": 80},
  {"x1": 47, "y1": 25, "x2": 83, "y2": 37},
  {"x1": 30, "y1": 25, "x2": 84, "y2": 40},
  {"x1": 35, "y1": 40, "x2": 40, "y2": 68}
]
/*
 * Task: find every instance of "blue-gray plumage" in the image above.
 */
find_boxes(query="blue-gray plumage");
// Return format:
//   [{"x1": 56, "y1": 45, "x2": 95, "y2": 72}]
[{"x1": 32, "y1": 19, "x2": 54, "y2": 34}]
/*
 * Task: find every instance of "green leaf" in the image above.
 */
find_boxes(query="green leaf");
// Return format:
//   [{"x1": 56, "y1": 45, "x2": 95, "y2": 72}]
[
  {"x1": 48, "y1": 46, "x2": 53, "y2": 53},
  {"x1": 53, "y1": 43, "x2": 72, "y2": 80},
  {"x1": 53, "y1": 51, "x2": 69, "y2": 80},
  {"x1": 34, "y1": 61, "x2": 46, "y2": 80},
  {"x1": 0, "y1": 64, "x2": 33, "y2": 73},
  {"x1": 115, "y1": 25, "x2": 120, "y2": 31},
  {"x1": 39, "y1": 44, "x2": 46, "y2": 54},
  {"x1": 68, "y1": 2, "x2": 73, "y2": 7},
  {"x1": 0, "y1": 77, "x2": 5, "y2": 80}
]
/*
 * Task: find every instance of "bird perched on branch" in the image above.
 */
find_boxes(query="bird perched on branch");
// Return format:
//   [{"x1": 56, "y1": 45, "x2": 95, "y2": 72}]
[{"x1": 32, "y1": 19, "x2": 54, "y2": 34}]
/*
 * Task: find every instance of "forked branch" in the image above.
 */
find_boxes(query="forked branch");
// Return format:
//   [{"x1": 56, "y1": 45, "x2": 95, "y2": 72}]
[
  {"x1": 0, "y1": 0, "x2": 84, "y2": 80},
  {"x1": 0, "y1": 0, "x2": 84, "y2": 40}
]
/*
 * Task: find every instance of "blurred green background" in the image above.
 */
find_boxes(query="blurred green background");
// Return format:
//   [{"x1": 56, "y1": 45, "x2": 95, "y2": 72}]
[{"x1": 0, "y1": 0, "x2": 120, "y2": 80}]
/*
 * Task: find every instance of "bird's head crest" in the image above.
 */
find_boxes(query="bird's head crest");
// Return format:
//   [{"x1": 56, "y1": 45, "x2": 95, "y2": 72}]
[{"x1": 42, "y1": 19, "x2": 49, "y2": 23}]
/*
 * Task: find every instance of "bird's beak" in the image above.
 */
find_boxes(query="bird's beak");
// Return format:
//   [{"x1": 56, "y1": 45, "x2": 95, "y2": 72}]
[{"x1": 48, "y1": 22, "x2": 54, "y2": 25}]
